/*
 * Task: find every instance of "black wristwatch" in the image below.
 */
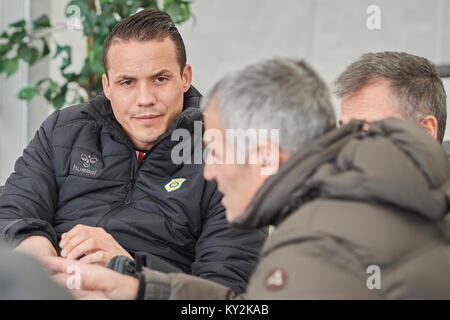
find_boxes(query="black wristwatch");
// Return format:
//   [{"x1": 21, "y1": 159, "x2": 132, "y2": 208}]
[
  {"x1": 107, "y1": 255, "x2": 139, "y2": 278},
  {"x1": 107, "y1": 256, "x2": 146, "y2": 300}
]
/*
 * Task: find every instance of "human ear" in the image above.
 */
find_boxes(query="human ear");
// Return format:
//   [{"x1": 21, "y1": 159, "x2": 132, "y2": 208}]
[{"x1": 419, "y1": 115, "x2": 438, "y2": 140}]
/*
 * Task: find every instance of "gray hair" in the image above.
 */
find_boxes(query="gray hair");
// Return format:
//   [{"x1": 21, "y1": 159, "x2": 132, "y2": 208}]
[
  {"x1": 334, "y1": 51, "x2": 447, "y2": 142},
  {"x1": 201, "y1": 58, "x2": 336, "y2": 155}
]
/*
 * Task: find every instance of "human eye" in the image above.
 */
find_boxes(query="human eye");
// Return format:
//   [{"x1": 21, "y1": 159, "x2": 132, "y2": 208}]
[
  {"x1": 204, "y1": 145, "x2": 216, "y2": 164},
  {"x1": 206, "y1": 145, "x2": 215, "y2": 158},
  {"x1": 120, "y1": 79, "x2": 133, "y2": 87},
  {"x1": 154, "y1": 76, "x2": 168, "y2": 84}
]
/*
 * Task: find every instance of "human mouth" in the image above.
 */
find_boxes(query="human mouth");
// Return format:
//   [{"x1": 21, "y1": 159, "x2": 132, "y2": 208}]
[{"x1": 133, "y1": 114, "x2": 162, "y2": 124}]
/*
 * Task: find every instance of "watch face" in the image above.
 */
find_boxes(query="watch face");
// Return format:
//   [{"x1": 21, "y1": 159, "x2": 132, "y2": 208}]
[
  {"x1": 125, "y1": 260, "x2": 137, "y2": 275},
  {"x1": 108, "y1": 256, "x2": 137, "y2": 277}
]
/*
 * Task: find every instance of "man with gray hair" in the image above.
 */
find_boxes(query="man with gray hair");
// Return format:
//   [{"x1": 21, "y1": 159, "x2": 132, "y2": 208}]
[
  {"x1": 335, "y1": 51, "x2": 447, "y2": 141},
  {"x1": 44, "y1": 58, "x2": 450, "y2": 299}
]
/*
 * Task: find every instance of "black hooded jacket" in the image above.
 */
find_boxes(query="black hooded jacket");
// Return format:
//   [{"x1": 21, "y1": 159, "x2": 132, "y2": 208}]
[{"x1": 0, "y1": 86, "x2": 266, "y2": 294}]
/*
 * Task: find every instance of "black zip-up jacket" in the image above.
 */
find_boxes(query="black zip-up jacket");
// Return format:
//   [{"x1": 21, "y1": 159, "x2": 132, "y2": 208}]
[{"x1": 0, "y1": 86, "x2": 266, "y2": 294}]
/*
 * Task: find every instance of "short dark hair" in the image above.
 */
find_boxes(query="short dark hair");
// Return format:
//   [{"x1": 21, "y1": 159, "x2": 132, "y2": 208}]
[
  {"x1": 102, "y1": 9, "x2": 186, "y2": 76},
  {"x1": 334, "y1": 52, "x2": 447, "y2": 142}
]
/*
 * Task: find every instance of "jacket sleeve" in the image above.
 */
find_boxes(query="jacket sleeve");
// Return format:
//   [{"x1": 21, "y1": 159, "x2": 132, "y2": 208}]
[
  {"x1": 0, "y1": 111, "x2": 60, "y2": 249},
  {"x1": 246, "y1": 237, "x2": 384, "y2": 299},
  {"x1": 192, "y1": 182, "x2": 267, "y2": 295},
  {"x1": 141, "y1": 267, "x2": 243, "y2": 300}
]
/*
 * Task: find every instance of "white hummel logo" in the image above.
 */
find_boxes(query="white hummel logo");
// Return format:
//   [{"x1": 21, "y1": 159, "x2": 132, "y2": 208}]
[{"x1": 80, "y1": 153, "x2": 98, "y2": 168}]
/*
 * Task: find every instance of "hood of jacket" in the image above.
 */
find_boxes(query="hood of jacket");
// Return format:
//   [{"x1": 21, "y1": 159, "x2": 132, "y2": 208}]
[{"x1": 232, "y1": 118, "x2": 450, "y2": 229}]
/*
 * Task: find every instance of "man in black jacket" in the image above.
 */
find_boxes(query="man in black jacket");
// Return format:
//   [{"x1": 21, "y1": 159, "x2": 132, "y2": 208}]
[{"x1": 0, "y1": 9, "x2": 266, "y2": 295}]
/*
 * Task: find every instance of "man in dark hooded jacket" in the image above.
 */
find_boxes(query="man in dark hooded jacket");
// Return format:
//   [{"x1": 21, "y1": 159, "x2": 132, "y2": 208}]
[
  {"x1": 0, "y1": 9, "x2": 266, "y2": 296},
  {"x1": 44, "y1": 58, "x2": 450, "y2": 300}
]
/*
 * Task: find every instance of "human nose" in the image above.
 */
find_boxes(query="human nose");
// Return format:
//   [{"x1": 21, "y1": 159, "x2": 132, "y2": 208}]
[
  {"x1": 136, "y1": 82, "x2": 156, "y2": 107},
  {"x1": 203, "y1": 154, "x2": 217, "y2": 182}
]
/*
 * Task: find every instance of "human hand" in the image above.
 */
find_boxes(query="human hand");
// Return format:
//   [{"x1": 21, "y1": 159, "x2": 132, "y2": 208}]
[
  {"x1": 14, "y1": 235, "x2": 57, "y2": 259},
  {"x1": 59, "y1": 224, "x2": 133, "y2": 267},
  {"x1": 42, "y1": 256, "x2": 139, "y2": 300}
]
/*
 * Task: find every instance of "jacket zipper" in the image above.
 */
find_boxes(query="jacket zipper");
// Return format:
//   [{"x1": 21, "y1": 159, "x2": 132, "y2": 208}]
[
  {"x1": 96, "y1": 203, "x2": 125, "y2": 227},
  {"x1": 95, "y1": 130, "x2": 136, "y2": 227},
  {"x1": 123, "y1": 133, "x2": 171, "y2": 206},
  {"x1": 96, "y1": 136, "x2": 168, "y2": 227}
]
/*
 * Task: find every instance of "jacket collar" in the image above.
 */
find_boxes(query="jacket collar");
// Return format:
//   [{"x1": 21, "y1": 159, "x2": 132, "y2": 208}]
[
  {"x1": 231, "y1": 121, "x2": 363, "y2": 229},
  {"x1": 231, "y1": 118, "x2": 450, "y2": 230}
]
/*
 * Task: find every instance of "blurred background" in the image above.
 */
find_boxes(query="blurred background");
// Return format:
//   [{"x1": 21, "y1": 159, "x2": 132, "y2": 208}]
[{"x1": 1, "y1": 0, "x2": 450, "y2": 185}]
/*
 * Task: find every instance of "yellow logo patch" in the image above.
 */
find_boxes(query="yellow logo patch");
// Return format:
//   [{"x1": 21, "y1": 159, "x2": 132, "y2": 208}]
[{"x1": 164, "y1": 178, "x2": 187, "y2": 192}]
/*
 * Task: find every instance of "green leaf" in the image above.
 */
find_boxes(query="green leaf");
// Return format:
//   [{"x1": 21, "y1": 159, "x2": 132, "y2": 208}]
[
  {"x1": 36, "y1": 77, "x2": 52, "y2": 86},
  {"x1": 29, "y1": 48, "x2": 40, "y2": 65},
  {"x1": 43, "y1": 79, "x2": 59, "y2": 101},
  {"x1": 18, "y1": 45, "x2": 39, "y2": 64},
  {"x1": 91, "y1": 60, "x2": 104, "y2": 75},
  {"x1": 0, "y1": 43, "x2": 12, "y2": 57},
  {"x1": 62, "y1": 72, "x2": 78, "y2": 82},
  {"x1": 52, "y1": 93, "x2": 66, "y2": 109},
  {"x1": 32, "y1": 14, "x2": 51, "y2": 31},
  {"x1": 179, "y1": 2, "x2": 191, "y2": 22},
  {"x1": 44, "y1": 87, "x2": 54, "y2": 101},
  {"x1": 85, "y1": 10, "x2": 98, "y2": 29},
  {"x1": 41, "y1": 37, "x2": 50, "y2": 56},
  {"x1": 10, "y1": 30, "x2": 27, "y2": 44},
  {"x1": 3, "y1": 58, "x2": 19, "y2": 76},
  {"x1": 0, "y1": 31, "x2": 8, "y2": 39},
  {"x1": 163, "y1": 0, "x2": 191, "y2": 24},
  {"x1": 141, "y1": 0, "x2": 159, "y2": 9},
  {"x1": 17, "y1": 87, "x2": 40, "y2": 101},
  {"x1": 103, "y1": 15, "x2": 116, "y2": 28},
  {"x1": 9, "y1": 19, "x2": 26, "y2": 29},
  {"x1": 18, "y1": 45, "x2": 30, "y2": 60},
  {"x1": 54, "y1": 45, "x2": 72, "y2": 70},
  {"x1": 164, "y1": 0, "x2": 182, "y2": 23},
  {"x1": 53, "y1": 44, "x2": 63, "y2": 58},
  {"x1": 62, "y1": 55, "x2": 72, "y2": 70}
]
